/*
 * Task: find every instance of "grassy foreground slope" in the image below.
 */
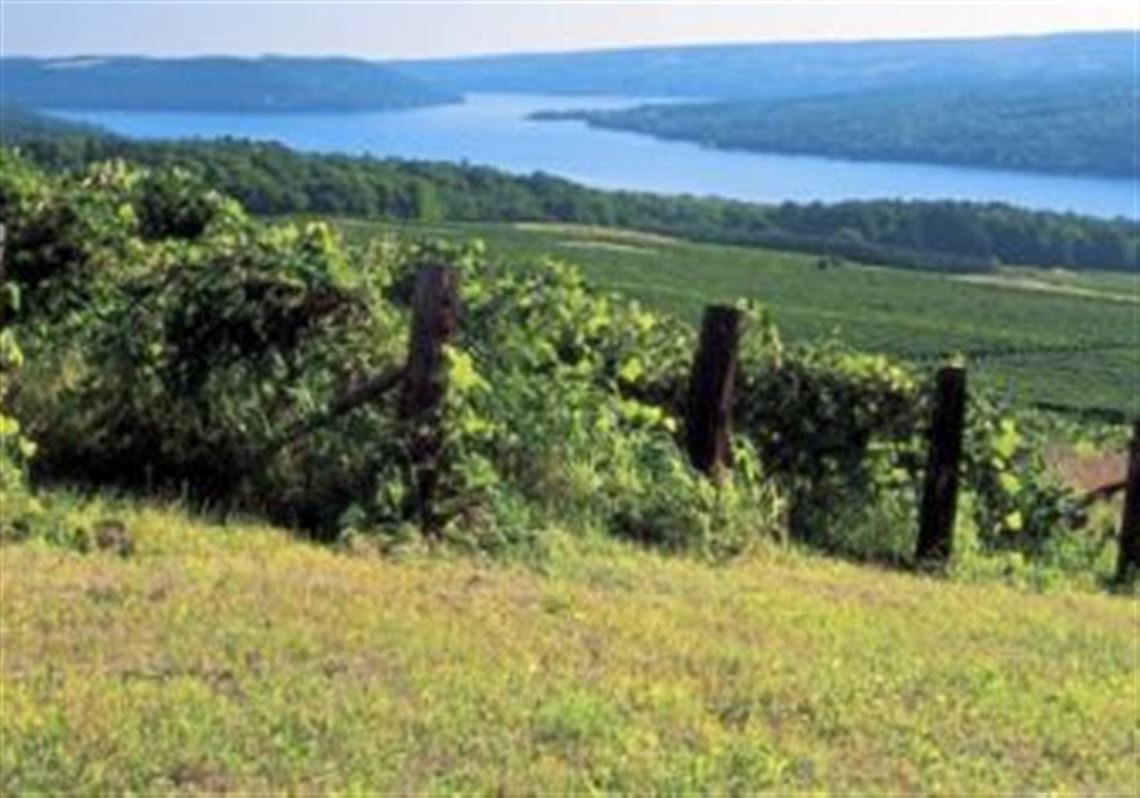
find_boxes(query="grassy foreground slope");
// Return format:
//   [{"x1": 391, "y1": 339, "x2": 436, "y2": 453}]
[
  {"x1": 1, "y1": 501, "x2": 1137, "y2": 793},
  {"x1": 338, "y1": 219, "x2": 1140, "y2": 416}
]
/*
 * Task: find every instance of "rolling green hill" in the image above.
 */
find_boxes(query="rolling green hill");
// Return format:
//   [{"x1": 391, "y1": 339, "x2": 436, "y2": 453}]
[
  {"x1": 337, "y1": 218, "x2": 1140, "y2": 418},
  {"x1": 537, "y1": 79, "x2": 1136, "y2": 178},
  {"x1": 398, "y1": 31, "x2": 1132, "y2": 100},
  {"x1": 0, "y1": 56, "x2": 459, "y2": 112}
]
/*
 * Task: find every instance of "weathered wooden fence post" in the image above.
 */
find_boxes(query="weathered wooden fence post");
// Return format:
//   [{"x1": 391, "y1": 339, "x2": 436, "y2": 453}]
[
  {"x1": 915, "y1": 365, "x2": 967, "y2": 565},
  {"x1": 1115, "y1": 418, "x2": 1140, "y2": 581},
  {"x1": 685, "y1": 305, "x2": 743, "y2": 480},
  {"x1": 399, "y1": 265, "x2": 459, "y2": 532}
]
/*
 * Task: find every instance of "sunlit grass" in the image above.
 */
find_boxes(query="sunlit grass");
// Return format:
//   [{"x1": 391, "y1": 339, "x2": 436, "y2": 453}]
[{"x1": 2, "y1": 497, "x2": 1136, "y2": 792}]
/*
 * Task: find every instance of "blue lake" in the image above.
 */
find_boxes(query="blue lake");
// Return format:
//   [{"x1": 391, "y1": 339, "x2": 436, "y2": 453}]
[{"x1": 55, "y1": 93, "x2": 1137, "y2": 220}]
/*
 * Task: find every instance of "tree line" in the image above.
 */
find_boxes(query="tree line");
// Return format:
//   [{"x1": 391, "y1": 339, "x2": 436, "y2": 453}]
[
  {"x1": 5, "y1": 111, "x2": 1137, "y2": 272},
  {"x1": 0, "y1": 57, "x2": 457, "y2": 111},
  {"x1": 535, "y1": 77, "x2": 1135, "y2": 179},
  {"x1": 398, "y1": 31, "x2": 1132, "y2": 104}
]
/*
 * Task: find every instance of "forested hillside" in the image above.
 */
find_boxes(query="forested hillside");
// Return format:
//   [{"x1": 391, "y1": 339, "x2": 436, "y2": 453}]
[
  {"x1": 398, "y1": 31, "x2": 1131, "y2": 99},
  {"x1": 5, "y1": 112, "x2": 1136, "y2": 272},
  {"x1": 537, "y1": 79, "x2": 1135, "y2": 178},
  {"x1": 0, "y1": 56, "x2": 459, "y2": 111}
]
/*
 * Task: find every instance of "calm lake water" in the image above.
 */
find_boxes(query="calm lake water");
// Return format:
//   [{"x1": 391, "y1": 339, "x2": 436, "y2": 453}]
[{"x1": 56, "y1": 94, "x2": 1136, "y2": 220}]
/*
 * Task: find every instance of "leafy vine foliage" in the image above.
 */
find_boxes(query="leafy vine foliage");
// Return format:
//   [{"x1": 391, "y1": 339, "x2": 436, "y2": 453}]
[
  {"x1": 0, "y1": 290, "x2": 37, "y2": 537},
  {"x1": 0, "y1": 152, "x2": 1106, "y2": 579}
]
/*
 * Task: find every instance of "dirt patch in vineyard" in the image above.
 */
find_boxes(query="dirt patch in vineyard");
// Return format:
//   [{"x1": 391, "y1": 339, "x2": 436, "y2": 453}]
[
  {"x1": 513, "y1": 222, "x2": 680, "y2": 246},
  {"x1": 954, "y1": 274, "x2": 1138, "y2": 304},
  {"x1": 1045, "y1": 445, "x2": 1127, "y2": 494},
  {"x1": 558, "y1": 240, "x2": 654, "y2": 256}
]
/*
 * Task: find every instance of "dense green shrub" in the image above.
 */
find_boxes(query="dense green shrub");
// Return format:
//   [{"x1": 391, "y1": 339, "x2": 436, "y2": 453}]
[
  {"x1": 963, "y1": 401, "x2": 1091, "y2": 550},
  {"x1": 418, "y1": 246, "x2": 783, "y2": 557},
  {"x1": 0, "y1": 155, "x2": 138, "y2": 318},
  {"x1": 0, "y1": 282, "x2": 62, "y2": 545},
  {"x1": 6, "y1": 155, "x2": 783, "y2": 553},
  {"x1": 0, "y1": 301, "x2": 36, "y2": 536},
  {"x1": 736, "y1": 333, "x2": 925, "y2": 553}
]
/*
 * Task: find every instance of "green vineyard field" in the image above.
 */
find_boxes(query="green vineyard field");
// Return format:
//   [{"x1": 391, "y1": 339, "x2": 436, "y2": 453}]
[{"x1": 337, "y1": 219, "x2": 1139, "y2": 417}]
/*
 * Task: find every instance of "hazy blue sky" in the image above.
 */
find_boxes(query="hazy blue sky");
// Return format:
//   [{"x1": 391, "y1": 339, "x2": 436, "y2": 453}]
[{"x1": 3, "y1": 1, "x2": 1136, "y2": 59}]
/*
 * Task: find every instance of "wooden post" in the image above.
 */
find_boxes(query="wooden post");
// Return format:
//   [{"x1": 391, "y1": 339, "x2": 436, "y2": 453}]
[
  {"x1": 915, "y1": 366, "x2": 967, "y2": 565},
  {"x1": 399, "y1": 265, "x2": 459, "y2": 532},
  {"x1": 685, "y1": 305, "x2": 742, "y2": 479},
  {"x1": 1115, "y1": 418, "x2": 1140, "y2": 581}
]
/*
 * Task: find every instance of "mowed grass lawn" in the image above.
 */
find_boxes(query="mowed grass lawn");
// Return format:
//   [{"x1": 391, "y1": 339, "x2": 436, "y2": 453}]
[{"x1": 2, "y1": 502, "x2": 1137, "y2": 793}]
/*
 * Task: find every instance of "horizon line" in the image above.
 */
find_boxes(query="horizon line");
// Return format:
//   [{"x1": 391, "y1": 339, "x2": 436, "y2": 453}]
[{"x1": 3, "y1": 26, "x2": 1136, "y2": 63}]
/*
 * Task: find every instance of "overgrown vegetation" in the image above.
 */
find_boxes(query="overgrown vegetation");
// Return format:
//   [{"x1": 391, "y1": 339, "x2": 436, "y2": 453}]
[
  {"x1": 5, "y1": 112, "x2": 1136, "y2": 272},
  {"x1": 0, "y1": 284, "x2": 36, "y2": 536},
  {"x1": 1, "y1": 152, "x2": 1121, "y2": 588}
]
